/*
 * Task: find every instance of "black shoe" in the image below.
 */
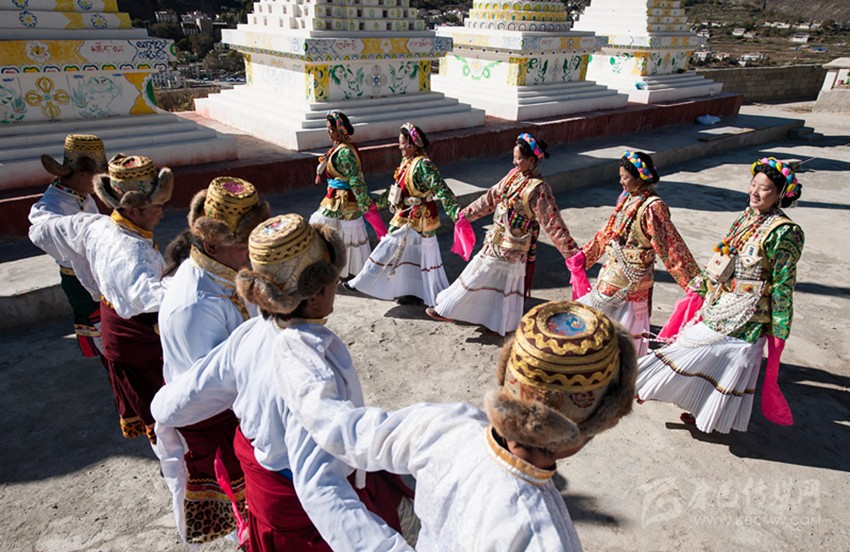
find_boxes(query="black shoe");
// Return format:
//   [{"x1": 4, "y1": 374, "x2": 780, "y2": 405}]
[
  {"x1": 395, "y1": 295, "x2": 422, "y2": 306},
  {"x1": 341, "y1": 281, "x2": 355, "y2": 291}
]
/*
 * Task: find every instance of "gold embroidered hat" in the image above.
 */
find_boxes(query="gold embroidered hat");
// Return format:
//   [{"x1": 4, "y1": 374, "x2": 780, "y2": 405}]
[
  {"x1": 41, "y1": 134, "x2": 107, "y2": 177},
  {"x1": 188, "y1": 177, "x2": 271, "y2": 245},
  {"x1": 236, "y1": 214, "x2": 345, "y2": 315},
  {"x1": 94, "y1": 154, "x2": 173, "y2": 210},
  {"x1": 486, "y1": 301, "x2": 637, "y2": 453}
]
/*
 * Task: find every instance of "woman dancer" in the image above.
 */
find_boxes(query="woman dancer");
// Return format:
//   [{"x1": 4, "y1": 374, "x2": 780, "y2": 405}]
[
  {"x1": 568, "y1": 151, "x2": 699, "y2": 355},
  {"x1": 311, "y1": 110, "x2": 387, "y2": 279},
  {"x1": 636, "y1": 157, "x2": 804, "y2": 433},
  {"x1": 349, "y1": 122, "x2": 460, "y2": 307},
  {"x1": 426, "y1": 133, "x2": 578, "y2": 335}
]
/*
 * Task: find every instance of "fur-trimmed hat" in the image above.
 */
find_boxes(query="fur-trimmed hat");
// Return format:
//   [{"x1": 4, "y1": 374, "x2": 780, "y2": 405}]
[
  {"x1": 485, "y1": 301, "x2": 637, "y2": 454},
  {"x1": 188, "y1": 177, "x2": 270, "y2": 246},
  {"x1": 94, "y1": 154, "x2": 173, "y2": 210},
  {"x1": 236, "y1": 214, "x2": 346, "y2": 315},
  {"x1": 41, "y1": 134, "x2": 107, "y2": 177}
]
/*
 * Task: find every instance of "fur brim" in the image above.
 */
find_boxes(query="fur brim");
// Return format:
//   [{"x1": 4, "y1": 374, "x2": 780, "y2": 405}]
[
  {"x1": 485, "y1": 389, "x2": 583, "y2": 452},
  {"x1": 93, "y1": 167, "x2": 174, "y2": 210},
  {"x1": 189, "y1": 190, "x2": 271, "y2": 245},
  {"x1": 311, "y1": 223, "x2": 347, "y2": 274},
  {"x1": 485, "y1": 323, "x2": 637, "y2": 453},
  {"x1": 41, "y1": 155, "x2": 72, "y2": 177},
  {"x1": 236, "y1": 269, "x2": 302, "y2": 315}
]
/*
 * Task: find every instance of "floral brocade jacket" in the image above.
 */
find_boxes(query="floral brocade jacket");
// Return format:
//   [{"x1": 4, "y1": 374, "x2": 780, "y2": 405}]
[
  {"x1": 582, "y1": 195, "x2": 699, "y2": 303},
  {"x1": 692, "y1": 211, "x2": 804, "y2": 344},
  {"x1": 379, "y1": 155, "x2": 459, "y2": 238},
  {"x1": 317, "y1": 142, "x2": 373, "y2": 221},
  {"x1": 462, "y1": 168, "x2": 577, "y2": 264}
]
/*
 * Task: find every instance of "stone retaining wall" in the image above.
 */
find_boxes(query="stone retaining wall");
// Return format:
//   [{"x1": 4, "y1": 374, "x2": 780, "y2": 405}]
[{"x1": 695, "y1": 65, "x2": 826, "y2": 103}]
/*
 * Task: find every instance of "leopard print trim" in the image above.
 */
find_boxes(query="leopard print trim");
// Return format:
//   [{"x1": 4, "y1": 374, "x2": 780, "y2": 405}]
[{"x1": 184, "y1": 477, "x2": 246, "y2": 544}]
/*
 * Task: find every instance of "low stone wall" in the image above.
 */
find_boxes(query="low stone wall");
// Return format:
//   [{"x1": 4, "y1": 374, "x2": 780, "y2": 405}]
[{"x1": 695, "y1": 65, "x2": 826, "y2": 103}]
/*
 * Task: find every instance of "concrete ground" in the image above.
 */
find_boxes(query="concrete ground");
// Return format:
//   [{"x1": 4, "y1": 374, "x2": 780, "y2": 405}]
[{"x1": 0, "y1": 101, "x2": 847, "y2": 551}]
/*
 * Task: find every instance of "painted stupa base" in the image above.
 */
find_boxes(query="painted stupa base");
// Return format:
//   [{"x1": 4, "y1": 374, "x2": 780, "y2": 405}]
[
  {"x1": 0, "y1": 112, "x2": 237, "y2": 191},
  {"x1": 585, "y1": 65, "x2": 722, "y2": 103},
  {"x1": 433, "y1": 28, "x2": 627, "y2": 121},
  {"x1": 195, "y1": 86, "x2": 484, "y2": 150},
  {"x1": 197, "y1": 30, "x2": 484, "y2": 150}
]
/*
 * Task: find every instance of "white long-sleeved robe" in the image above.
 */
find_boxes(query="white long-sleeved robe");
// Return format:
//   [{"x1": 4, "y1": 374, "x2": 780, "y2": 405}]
[
  {"x1": 150, "y1": 317, "x2": 411, "y2": 552},
  {"x1": 30, "y1": 211, "x2": 165, "y2": 318},
  {"x1": 156, "y1": 250, "x2": 257, "y2": 542},
  {"x1": 28, "y1": 183, "x2": 100, "y2": 298},
  {"x1": 275, "y1": 329, "x2": 584, "y2": 552}
]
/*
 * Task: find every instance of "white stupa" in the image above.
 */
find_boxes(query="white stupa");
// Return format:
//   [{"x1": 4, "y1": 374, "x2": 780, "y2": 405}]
[
  {"x1": 573, "y1": 0, "x2": 721, "y2": 103},
  {"x1": 431, "y1": 0, "x2": 627, "y2": 120},
  {"x1": 194, "y1": 0, "x2": 485, "y2": 150}
]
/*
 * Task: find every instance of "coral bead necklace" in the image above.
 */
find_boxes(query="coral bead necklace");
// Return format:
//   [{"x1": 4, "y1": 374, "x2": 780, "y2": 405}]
[
  {"x1": 605, "y1": 189, "x2": 653, "y2": 241},
  {"x1": 714, "y1": 208, "x2": 773, "y2": 255}
]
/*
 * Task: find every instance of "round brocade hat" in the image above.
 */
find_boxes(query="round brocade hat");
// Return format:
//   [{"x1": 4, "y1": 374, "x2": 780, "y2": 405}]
[
  {"x1": 235, "y1": 214, "x2": 345, "y2": 315},
  {"x1": 94, "y1": 154, "x2": 173, "y2": 210},
  {"x1": 41, "y1": 134, "x2": 107, "y2": 177},
  {"x1": 188, "y1": 177, "x2": 270, "y2": 245},
  {"x1": 486, "y1": 301, "x2": 637, "y2": 453}
]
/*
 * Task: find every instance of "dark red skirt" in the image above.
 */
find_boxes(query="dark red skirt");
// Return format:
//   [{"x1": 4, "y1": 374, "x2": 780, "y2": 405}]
[
  {"x1": 180, "y1": 411, "x2": 246, "y2": 543},
  {"x1": 233, "y1": 427, "x2": 410, "y2": 552},
  {"x1": 99, "y1": 302, "x2": 164, "y2": 442}
]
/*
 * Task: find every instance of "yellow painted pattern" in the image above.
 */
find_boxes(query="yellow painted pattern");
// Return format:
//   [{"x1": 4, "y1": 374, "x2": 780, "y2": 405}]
[
  {"x1": 359, "y1": 38, "x2": 408, "y2": 57},
  {"x1": 506, "y1": 57, "x2": 527, "y2": 86},
  {"x1": 633, "y1": 52, "x2": 649, "y2": 76},
  {"x1": 24, "y1": 76, "x2": 70, "y2": 119},
  {"x1": 103, "y1": 0, "x2": 118, "y2": 12},
  {"x1": 124, "y1": 72, "x2": 156, "y2": 115},
  {"x1": 64, "y1": 12, "x2": 84, "y2": 29},
  {"x1": 578, "y1": 55, "x2": 588, "y2": 81},
  {"x1": 55, "y1": 0, "x2": 75, "y2": 10},
  {"x1": 417, "y1": 60, "x2": 430, "y2": 92},
  {"x1": 0, "y1": 40, "x2": 86, "y2": 66},
  {"x1": 305, "y1": 63, "x2": 329, "y2": 102},
  {"x1": 244, "y1": 53, "x2": 253, "y2": 84},
  {"x1": 117, "y1": 13, "x2": 131, "y2": 28}
]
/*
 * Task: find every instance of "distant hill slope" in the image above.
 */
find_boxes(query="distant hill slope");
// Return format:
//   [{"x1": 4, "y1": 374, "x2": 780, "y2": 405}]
[{"x1": 117, "y1": 0, "x2": 850, "y2": 27}]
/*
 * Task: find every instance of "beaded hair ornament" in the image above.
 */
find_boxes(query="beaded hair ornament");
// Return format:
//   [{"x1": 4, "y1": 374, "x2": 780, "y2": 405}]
[
  {"x1": 517, "y1": 132, "x2": 545, "y2": 159},
  {"x1": 327, "y1": 110, "x2": 350, "y2": 140},
  {"x1": 400, "y1": 122, "x2": 424, "y2": 149},
  {"x1": 622, "y1": 150, "x2": 654, "y2": 181},
  {"x1": 751, "y1": 157, "x2": 799, "y2": 199}
]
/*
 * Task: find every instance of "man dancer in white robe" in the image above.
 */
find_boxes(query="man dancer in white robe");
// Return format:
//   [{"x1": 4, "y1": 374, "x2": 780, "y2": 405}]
[
  {"x1": 152, "y1": 214, "x2": 412, "y2": 552},
  {"x1": 157, "y1": 177, "x2": 269, "y2": 545},
  {"x1": 31, "y1": 154, "x2": 172, "y2": 444},
  {"x1": 29, "y1": 134, "x2": 106, "y2": 357},
  {"x1": 276, "y1": 300, "x2": 638, "y2": 551}
]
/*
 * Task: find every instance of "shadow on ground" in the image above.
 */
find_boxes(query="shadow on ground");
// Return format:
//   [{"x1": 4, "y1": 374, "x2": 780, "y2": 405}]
[{"x1": 0, "y1": 321, "x2": 154, "y2": 484}]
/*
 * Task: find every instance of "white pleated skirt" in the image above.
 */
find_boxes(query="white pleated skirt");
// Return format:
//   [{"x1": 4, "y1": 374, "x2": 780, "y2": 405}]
[
  {"x1": 349, "y1": 225, "x2": 448, "y2": 307},
  {"x1": 309, "y1": 211, "x2": 371, "y2": 278},
  {"x1": 636, "y1": 322, "x2": 766, "y2": 433},
  {"x1": 433, "y1": 252, "x2": 525, "y2": 335},
  {"x1": 577, "y1": 295, "x2": 650, "y2": 356}
]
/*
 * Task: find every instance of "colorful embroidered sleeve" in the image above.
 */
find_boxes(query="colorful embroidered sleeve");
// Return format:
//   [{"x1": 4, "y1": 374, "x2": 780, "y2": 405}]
[
  {"x1": 763, "y1": 223, "x2": 804, "y2": 340},
  {"x1": 580, "y1": 220, "x2": 611, "y2": 270},
  {"x1": 416, "y1": 158, "x2": 459, "y2": 221},
  {"x1": 529, "y1": 181, "x2": 578, "y2": 259},
  {"x1": 332, "y1": 146, "x2": 372, "y2": 211},
  {"x1": 461, "y1": 182, "x2": 500, "y2": 223},
  {"x1": 375, "y1": 188, "x2": 390, "y2": 211},
  {"x1": 642, "y1": 200, "x2": 700, "y2": 291}
]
